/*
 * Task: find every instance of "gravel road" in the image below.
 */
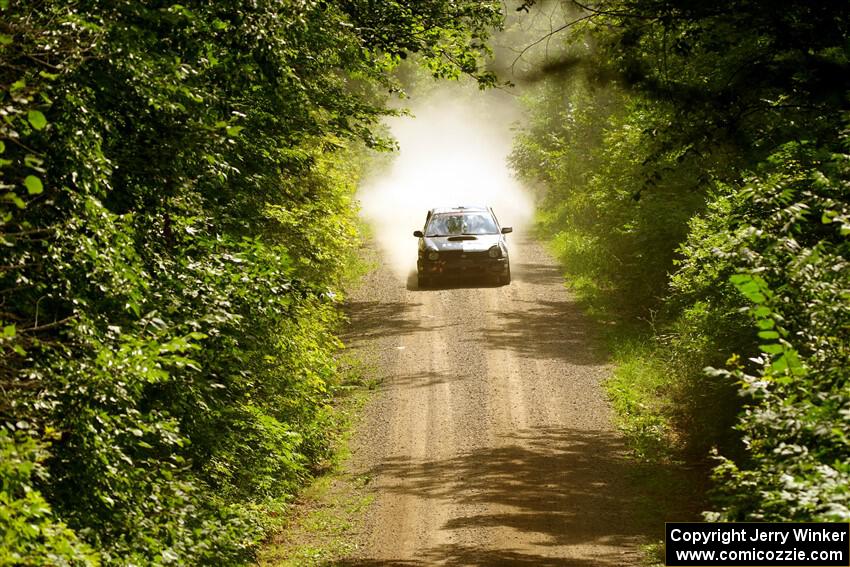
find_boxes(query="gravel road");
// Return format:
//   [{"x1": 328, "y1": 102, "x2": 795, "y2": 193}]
[{"x1": 338, "y1": 235, "x2": 659, "y2": 566}]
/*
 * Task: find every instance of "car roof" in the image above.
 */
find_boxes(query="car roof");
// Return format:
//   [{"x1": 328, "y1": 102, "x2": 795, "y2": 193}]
[{"x1": 428, "y1": 205, "x2": 491, "y2": 215}]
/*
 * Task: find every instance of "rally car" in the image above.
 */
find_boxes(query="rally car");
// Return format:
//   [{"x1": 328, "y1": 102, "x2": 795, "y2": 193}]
[{"x1": 413, "y1": 205, "x2": 512, "y2": 287}]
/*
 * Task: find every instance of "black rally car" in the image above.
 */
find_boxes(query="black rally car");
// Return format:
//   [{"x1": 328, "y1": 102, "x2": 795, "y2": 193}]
[{"x1": 413, "y1": 205, "x2": 512, "y2": 287}]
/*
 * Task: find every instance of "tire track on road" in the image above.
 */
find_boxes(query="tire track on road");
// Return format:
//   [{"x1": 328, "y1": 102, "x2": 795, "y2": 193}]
[{"x1": 341, "y1": 236, "x2": 672, "y2": 566}]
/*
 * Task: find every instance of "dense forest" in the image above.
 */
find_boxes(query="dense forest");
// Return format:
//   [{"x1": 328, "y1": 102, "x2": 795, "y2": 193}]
[
  {"x1": 1, "y1": 0, "x2": 848, "y2": 564},
  {"x1": 511, "y1": 0, "x2": 849, "y2": 522}
]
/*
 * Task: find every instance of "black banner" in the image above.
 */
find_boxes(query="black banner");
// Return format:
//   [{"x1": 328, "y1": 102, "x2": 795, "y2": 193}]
[{"x1": 666, "y1": 523, "x2": 849, "y2": 566}]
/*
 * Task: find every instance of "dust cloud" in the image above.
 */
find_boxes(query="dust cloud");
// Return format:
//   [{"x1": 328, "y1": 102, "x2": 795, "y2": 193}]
[{"x1": 357, "y1": 84, "x2": 534, "y2": 280}]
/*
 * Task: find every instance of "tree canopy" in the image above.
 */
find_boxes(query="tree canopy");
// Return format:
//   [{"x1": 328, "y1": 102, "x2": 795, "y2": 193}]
[{"x1": 0, "y1": 1, "x2": 502, "y2": 564}]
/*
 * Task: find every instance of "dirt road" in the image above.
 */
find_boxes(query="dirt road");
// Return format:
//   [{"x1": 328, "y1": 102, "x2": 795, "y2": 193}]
[{"x1": 338, "y1": 235, "x2": 668, "y2": 566}]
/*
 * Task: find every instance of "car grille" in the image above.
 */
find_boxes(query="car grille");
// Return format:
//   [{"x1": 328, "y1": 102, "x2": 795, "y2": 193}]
[{"x1": 440, "y1": 250, "x2": 490, "y2": 262}]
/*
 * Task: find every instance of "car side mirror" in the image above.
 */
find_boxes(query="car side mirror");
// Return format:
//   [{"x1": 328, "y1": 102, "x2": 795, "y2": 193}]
[
  {"x1": 413, "y1": 230, "x2": 424, "y2": 238},
  {"x1": 501, "y1": 227, "x2": 513, "y2": 234}
]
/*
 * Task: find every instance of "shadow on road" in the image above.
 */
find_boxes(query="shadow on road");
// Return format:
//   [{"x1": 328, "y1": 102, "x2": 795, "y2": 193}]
[
  {"x1": 330, "y1": 547, "x2": 611, "y2": 566},
  {"x1": 384, "y1": 370, "x2": 461, "y2": 390},
  {"x1": 480, "y1": 296, "x2": 608, "y2": 365},
  {"x1": 342, "y1": 300, "x2": 426, "y2": 345},
  {"x1": 342, "y1": 426, "x2": 703, "y2": 566},
  {"x1": 333, "y1": 237, "x2": 706, "y2": 567},
  {"x1": 406, "y1": 269, "x2": 504, "y2": 291},
  {"x1": 513, "y1": 260, "x2": 567, "y2": 287}
]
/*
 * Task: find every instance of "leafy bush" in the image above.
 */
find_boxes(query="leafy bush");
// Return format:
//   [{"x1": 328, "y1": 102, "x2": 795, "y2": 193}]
[
  {"x1": 696, "y1": 144, "x2": 850, "y2": 521},
  {"x1": 0, "y1": 0, "x2": 502, "y2": 563},
  {"x1": 0, "y1": 425, "x2": 98, "y2": 567}
]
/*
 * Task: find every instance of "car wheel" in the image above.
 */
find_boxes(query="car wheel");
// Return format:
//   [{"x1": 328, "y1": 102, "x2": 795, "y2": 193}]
[
  {"x1": 500, "y1": 266, "x2": 511, "y2": 286},
  {"x1": 418, "y1": 274, "x2": 431, "y2": 288}
]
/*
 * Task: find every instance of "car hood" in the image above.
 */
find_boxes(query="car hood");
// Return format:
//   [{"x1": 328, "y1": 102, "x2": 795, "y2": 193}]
[{"x1": 421, "y1": 234, "x2": 503, "y2": 253}]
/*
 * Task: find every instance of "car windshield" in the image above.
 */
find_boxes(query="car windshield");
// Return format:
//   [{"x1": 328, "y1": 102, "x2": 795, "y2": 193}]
[{"x1": 425, "y1": 212, "x2": 499, "y2": 236}]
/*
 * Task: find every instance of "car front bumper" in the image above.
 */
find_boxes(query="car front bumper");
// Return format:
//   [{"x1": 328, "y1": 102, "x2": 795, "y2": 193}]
[{"x1": 418, "y1": 256, "x2": 509, "y2": 278}]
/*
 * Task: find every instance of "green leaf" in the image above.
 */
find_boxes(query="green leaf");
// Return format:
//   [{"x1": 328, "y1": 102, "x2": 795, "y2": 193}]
[
  {"x1": 2, "y1": 324, "x2": 14, "y2": 337},
  {"x1": 226, "y1": 125, "x2": 244, "y2": 137},
  {"x1": 758, "y1": 330, "x2": 779, "y2": 339},
  {"x1": 0, "y1": 34, "x2": 11, "y2": 46},
  {"x1": 24, "y1": 155, "x2": 44, "y2": 170},
  {"x1": 770, "y1": 354, "x2": 789, "y2": 372},
  {"x1": 0, "y1": 141, "x2": 4, "y2": 154},
  {"x1": 760, "y1": 344, "x2": 784, "y2": 355},
  {"x1": 748, "y1": 292, "x2": 766, "y2": 303},
  {"x1": 753, "y1": 306, "x2": 771, "y2": 317},
  {"x1": 27, "y1": 110, "x2": 47, "y2": 131},
  {"x1": 3, "y1": 192, "x2": 25, "y2": 209},
  {"x1": 24, "y1": 176, "x2": 43, "y2": 195}
]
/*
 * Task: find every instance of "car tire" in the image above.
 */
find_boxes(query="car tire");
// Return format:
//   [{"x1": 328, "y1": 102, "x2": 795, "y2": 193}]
[{"x1": 499, "y1": 266, "x2": 511, "y2": 286}]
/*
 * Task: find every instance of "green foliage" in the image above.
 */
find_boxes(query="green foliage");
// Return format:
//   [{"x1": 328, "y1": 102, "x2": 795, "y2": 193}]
[
  {"x1": 512, "y1": 0, "x2": 850, "y2": 520},
  {"x1": 0, "y1": 0, "x2": 503, "y2": 563},
  {"x1": 697, "y1": 145, "x2": 850, "y2": 521},
  {"x1": 512, "y1": 69, "x2": 708, "y2": 318},
  {"x1": 0, "y1": 426, "x2": 98, "y2": 567},
  {"x1": 605, "y1": 340, "x2": 673, "y2": 461}
]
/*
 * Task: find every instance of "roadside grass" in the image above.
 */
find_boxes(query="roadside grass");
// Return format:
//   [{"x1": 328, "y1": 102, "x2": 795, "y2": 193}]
[
  {"x1": 340, "y1": 217, "x2": 378, "y2": 289},
  {"x1": 539, "y1": 220, "x2": 679, "y2": 462},
  {"x1": 641, "y1": 541, "x2": 665, "y2": 567},
  {"x1": 537, "y1": 219, "x2": 709, "y2": 565},
  {"x1": 257, "y1": 355, "x2": 377, "y2": 567},
  {"x1": 607, "y1": 339, "x2": 675, "y2": 462},
  {"x1": 604, "y1": 333, "x2": 711, "y2": 567},
  {"x1": 257, "y1": 474, "x2": 374, "y2": 566},
  {"x1": 624, "y1": 457, "x2": 709, "y2": 566},
  {"x1": 258, "y1": 235, "x2": 381, "y2": 567}
]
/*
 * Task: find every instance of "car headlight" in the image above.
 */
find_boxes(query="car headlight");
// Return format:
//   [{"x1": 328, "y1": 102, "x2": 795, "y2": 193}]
[
  {"x1": 428, "y1": 251, "x2": 439, "y2": 261},
  {"x1": 488, "y1": 245, "x2": 502, "y2": 259}
]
